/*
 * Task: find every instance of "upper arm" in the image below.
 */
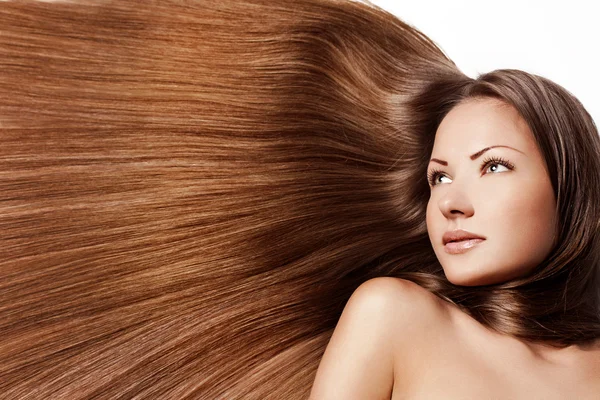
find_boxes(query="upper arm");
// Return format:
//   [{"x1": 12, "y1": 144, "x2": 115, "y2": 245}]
[{"x1": 309, "y1": 277, "x2": 433, "y2": 400}]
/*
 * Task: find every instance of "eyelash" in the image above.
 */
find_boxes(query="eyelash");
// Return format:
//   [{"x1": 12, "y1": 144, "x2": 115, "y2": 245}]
[{"x1": 427, "y1": 156, "x2": 515, "y2": 187}]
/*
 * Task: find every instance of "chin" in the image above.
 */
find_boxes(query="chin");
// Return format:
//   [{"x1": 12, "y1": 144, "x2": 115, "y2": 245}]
[{"x1": 441, "y1": 264, "x2": 505, "y2": 287}]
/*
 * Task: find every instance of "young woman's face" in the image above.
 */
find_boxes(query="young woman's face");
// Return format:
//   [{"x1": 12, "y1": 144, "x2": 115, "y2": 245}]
[{"x1": 426, "y1": 98, "x2": 558, "y2": 286}]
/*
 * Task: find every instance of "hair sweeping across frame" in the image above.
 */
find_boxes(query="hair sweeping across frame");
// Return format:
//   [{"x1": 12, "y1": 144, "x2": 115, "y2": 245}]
[{"x1": 0, "y1": 0, "x2": 598, "y2": 399}]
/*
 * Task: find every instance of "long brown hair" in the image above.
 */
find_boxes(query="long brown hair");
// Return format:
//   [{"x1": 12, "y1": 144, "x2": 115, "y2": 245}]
[
  {"x1": 402, "y1": 70, "x2": 600, "y2": 346},
  {"x1": 0, "y1": 0, "x2": 458, "y2": 398},
  {"x1": 1, "y1": 0, "x2": 598, "y2": 399}
]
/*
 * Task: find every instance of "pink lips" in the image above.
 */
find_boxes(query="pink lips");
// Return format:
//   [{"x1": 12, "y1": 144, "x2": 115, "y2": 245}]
[
  {"x1": 442, "y1": 229, "x2": 486, "y2": 255},
  {"x1": 444, "y1": 238, "x2": 485, "y2": 254}
]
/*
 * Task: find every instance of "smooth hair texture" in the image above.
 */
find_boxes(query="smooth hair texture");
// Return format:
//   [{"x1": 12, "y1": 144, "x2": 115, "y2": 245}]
[
  {"x1": 407, "y1": 70, "x2": 600, "y2": 344},
  {"x1": 0, "y1": 0, "x2": 598, "y2": 399}
]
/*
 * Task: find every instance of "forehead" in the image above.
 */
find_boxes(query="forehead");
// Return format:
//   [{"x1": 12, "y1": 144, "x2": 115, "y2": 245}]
[{"x1": 433, "y1": 98, "x2": 537, "y2": 154}]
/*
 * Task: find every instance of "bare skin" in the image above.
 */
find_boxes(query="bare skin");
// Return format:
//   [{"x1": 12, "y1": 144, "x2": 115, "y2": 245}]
[
  {"x1": 426, "y1": 98, "x2": 558, "y2": 287},
  {"x1": 310, "y1": 277, "x2": 600, "y2": 399},
  {"x1": 310, "y1": 99, "x2": 600, "y2": 398},
  {"x1": 393, "y1": 279, "x2": 600, "y2": 400}
]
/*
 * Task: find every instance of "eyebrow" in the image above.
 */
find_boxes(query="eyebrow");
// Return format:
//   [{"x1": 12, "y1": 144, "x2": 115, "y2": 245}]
[{"x1": 429, "y1": 145, "x2": 524, "y2": 166}]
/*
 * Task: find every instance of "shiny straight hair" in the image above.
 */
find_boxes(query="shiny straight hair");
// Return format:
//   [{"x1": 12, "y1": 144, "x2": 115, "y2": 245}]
[
  {"x1": 0, "y1": 0, "x2": 458, "y2": 398},
  {"x1": 404, "y1": 70, "x2": 600, "y2": 345},
  {"x1": 1, "y1": 0, "x2": 598, "y2": 399}
]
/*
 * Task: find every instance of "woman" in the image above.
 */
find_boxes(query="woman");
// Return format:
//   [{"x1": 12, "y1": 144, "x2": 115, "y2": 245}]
[
  {"x1": 310, "y1": 70, "x2": 600, "y2": 398},
  {"x1": 0, "y1": 1, "x2": 597, "y2": 399}
]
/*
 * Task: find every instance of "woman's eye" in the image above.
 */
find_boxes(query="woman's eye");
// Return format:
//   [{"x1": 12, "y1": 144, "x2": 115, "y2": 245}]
[
  {"x1": 428, "y1": 158, "x2": 514, "y2": 187},
  {"x1": 428, "y1": 171, "x2": 452, "y2": 186},
  {"x1": 434, "y1": 175, "x2": 452, "y2": 185},
  {"x1": 428, "y1": 158, "x2": 514, "y2": 186},
  {"x1": 481, "y1": 156, "x2": 515, "y2": 175},
  {"x1": 485, "y1": 163, "x2": 510, "y2": 174}
]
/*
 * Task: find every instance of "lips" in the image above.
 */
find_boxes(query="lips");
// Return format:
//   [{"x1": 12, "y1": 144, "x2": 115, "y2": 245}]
[
  {"x1": 442, "y1": 229, "x2": 486, "y2": 255},
  {"x1": 442, "y1": 229, "x2": 486, "y2": 245}
]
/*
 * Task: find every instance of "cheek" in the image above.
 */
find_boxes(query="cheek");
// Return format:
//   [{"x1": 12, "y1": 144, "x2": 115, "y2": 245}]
[
  {"x1": 426, "y1": 198, "x2": 443, "y2": 250},
  {"x1": 479, "y1": 178, "x2": 556, "y2": 259},
  {"x1": 520, "y1": 183, "x2": 557, "y2": 254}
]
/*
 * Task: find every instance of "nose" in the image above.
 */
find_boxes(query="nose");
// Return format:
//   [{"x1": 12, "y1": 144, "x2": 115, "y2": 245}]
[{"x1": 438, "y1": 184, "x2": 475, "y2": 220}]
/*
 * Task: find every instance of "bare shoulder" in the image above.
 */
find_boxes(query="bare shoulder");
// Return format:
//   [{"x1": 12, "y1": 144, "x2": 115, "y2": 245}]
[
  {"x1": 355, "y1": 277, "x2": 451, "y2": 351},
  {"x1": 309, "y1": 277, "x2": 449, "y2": 400},
  {"x1": 351, "y1": 277, "x2": 456, "y2": 395},
  {"x1": 336, "y1": 276, "x2": 448, "y2": 336},
  {"x1": 380, "y1": 278, "x2": 454, "y2": 389},
  {"x1": 346, "y1": 276, "x2": 448, "y2": 326}
]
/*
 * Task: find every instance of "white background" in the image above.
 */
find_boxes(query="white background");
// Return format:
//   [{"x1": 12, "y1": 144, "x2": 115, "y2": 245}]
[{"x1": 371, "y1": 0, "x2": 599, "y2": 127}]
